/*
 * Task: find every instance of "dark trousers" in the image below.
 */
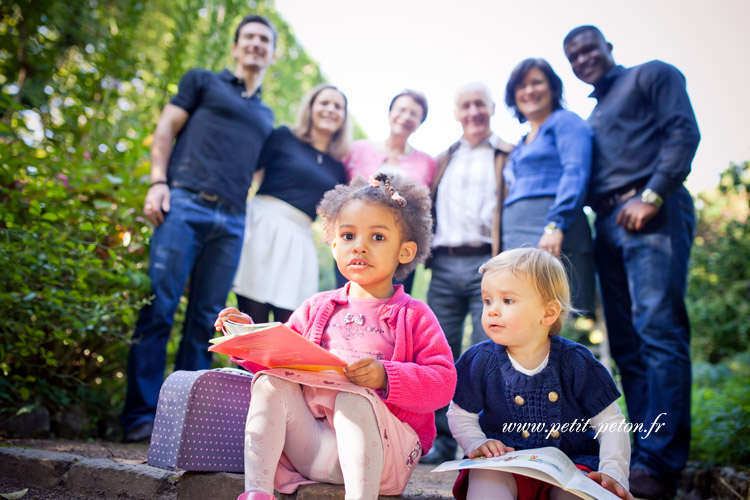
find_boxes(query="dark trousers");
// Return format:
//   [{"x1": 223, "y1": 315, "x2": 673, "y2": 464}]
[
  {"x1": 121, "y1": 188, "x2": 244, "y2": 432},
  {"x1": 426, "y1": 253, "x2": 489, "y2": 455},
  {"x1": 595, "y1": 185, "x2": 694, "y2": 477}
]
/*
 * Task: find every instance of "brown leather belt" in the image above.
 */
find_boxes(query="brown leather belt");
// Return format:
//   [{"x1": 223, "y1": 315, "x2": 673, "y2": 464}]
[{"x1": 177, "y1": 186, "x2": 228, "y2": 206}]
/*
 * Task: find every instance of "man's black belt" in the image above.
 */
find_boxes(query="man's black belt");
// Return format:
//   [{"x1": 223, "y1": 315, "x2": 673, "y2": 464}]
[{"x1": 432, "y1": 244, "x2": 492, "y2": 257}]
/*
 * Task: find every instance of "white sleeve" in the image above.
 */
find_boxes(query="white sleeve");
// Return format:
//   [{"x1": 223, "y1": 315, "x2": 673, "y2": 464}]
[
  {"x1": 590, "y1": 402, "x2": 631, "y2": 490},
  {"x1": 447, "y1": 401, "x2": 492, "y2": 454}
]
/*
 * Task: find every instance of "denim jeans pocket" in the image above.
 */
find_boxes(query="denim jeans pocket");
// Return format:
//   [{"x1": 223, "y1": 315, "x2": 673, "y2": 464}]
[
  {"x1": 640, "y1": 202, "x2": 668, "y2": 234},
  {"x1": 169, "y1": 187, "x2": 197, "y2": 206}
]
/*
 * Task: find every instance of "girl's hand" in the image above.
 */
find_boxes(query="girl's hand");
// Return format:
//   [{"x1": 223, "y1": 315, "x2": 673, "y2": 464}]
[
  {"x1": 587, "y1": 472, "x2": 634, "y2": 500},
  {"x1": 343, "y1": 357, "x2": 387, "y2": 390},
  {"x1": 213, "y1": 307, "x2": 251, "y2": 332},
  {"x1": 468, "y1": 440, "x2": 515, "y2": 458}
]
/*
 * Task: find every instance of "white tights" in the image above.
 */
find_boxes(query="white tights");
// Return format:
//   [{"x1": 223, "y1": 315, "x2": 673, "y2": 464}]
[
  {"x1": 467, "y1": 469, "x2": 581, "y2": 500},
  {"x1": 243, "y1": 375, "x2": 384, "y2": 500}
]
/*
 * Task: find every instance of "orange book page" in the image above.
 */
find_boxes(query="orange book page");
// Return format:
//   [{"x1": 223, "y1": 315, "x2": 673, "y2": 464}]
[{"x1": 209, "y1": 323, "x2": 347, "y2": 373}]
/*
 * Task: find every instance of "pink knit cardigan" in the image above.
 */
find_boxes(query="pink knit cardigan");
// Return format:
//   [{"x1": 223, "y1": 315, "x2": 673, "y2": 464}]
[{"x1": 234, "y1": 284, "x2": 457, "y2": 453}]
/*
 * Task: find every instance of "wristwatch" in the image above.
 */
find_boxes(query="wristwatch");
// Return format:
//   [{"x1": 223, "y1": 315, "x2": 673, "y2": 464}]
[
  {"x1": 640, "y1": 189, "x2": 663, "y2": 209},
  {"x1": 544, "y1": 222, "x2": 560, "y2": 235}
]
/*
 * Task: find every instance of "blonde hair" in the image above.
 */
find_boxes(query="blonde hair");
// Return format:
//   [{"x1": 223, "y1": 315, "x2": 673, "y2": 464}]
[
  {"x1": 292, "y1": 84, "x2": 352, "y2": 161},
  {"x1": 479, "y1": 248, "x2": 574, "y2": 335}
]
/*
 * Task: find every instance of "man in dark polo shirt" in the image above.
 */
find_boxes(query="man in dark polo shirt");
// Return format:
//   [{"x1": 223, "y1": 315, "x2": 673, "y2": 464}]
[
  {"x1": 121, "y1": 14, "x2": 277, "y2": 443},
  {"x1": 564, "y1": 26, "x2": 700, "y2": 499}
]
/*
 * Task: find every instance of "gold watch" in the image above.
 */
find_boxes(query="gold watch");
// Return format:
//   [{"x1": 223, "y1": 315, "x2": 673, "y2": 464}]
[
  {"x1": 640, "y1": 189, "x2": 663, "y2": 209},
  {"x1": 544, "y1": 222, "x2": 560, "y2": 234}
]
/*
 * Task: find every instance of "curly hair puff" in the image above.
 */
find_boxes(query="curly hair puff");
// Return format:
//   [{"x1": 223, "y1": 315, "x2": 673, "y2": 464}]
[{"x1": 317, "y1": 173, "x2": 433, "y2": 281}]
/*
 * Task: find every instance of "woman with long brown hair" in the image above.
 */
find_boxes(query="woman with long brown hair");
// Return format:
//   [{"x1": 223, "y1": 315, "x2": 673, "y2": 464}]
[{"x1": 232, "y1": 84, "x2": 352, "y2": 323}]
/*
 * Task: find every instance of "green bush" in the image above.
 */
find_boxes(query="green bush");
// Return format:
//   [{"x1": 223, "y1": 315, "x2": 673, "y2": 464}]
[
  {"x1": 687, "y1": 161, "x2": 750, "y2": 363},
  {"x1": 0, "y1": 0, "x2": 334, "y2": 436},
  {"x1": 0, "y1": 120, "x2": 152, "y2": 435},
  {"x1": 690, "y1": 352, "x2": 750, "y2": 464},
  {"x1": 687, "y1": 163, "x2": 750, "y2": 464}
]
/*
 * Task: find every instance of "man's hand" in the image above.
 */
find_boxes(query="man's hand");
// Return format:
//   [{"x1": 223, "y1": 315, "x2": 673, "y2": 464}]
[
  {"x1": 144, "y1": 184, "x2": 171, "y2": 226},
  {"x1": 587, "y1": 471, "x2": 634, "y2": 499},
  {"x1": 616, "y1": 198, "x2": 659, "y2": 232},
  {"x1": 145, "y1": 104, "x2": 189, "y2": 226},
  {"x1": 468, "y1": 439, "x2": 515, "y2": 459},
  {"x1": 538, "y1": 231, "x2": 564, "y2": 257},
  {"x1": 344, "y1": 357, "x2": 387, "y2": 389}
]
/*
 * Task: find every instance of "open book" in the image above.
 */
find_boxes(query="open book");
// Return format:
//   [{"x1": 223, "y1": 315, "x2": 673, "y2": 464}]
[
  {"x1": 431, "y1": 446, "x2": 622, "y2": 500},
  {"x1": 209, "y1": 320, "x2": 348, "y2": 373}
]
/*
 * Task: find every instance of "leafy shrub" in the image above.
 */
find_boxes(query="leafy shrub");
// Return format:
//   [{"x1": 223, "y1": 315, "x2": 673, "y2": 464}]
[
  {"x1": 687, "y1": 162, "x2": 750, "y2": 363},
  {"x1": 0, "y1": 123, "x2": 152, "y2": 435},
  {"x1": 690, "y1": 352, "x2": 750, "y2": 464},
  {"x1": 0, "y1": 0, "x2": 332, "y2": 436}
]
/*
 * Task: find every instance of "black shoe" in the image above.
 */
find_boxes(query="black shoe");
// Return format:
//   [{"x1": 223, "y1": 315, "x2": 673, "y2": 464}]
[
  {"x1": 123, "y1": 421, "x2": 153, "y2": 443},
  {"x1": 419, "y1": 446, "x2": 453, "y2": 465},
  {"x1": 629, "y1": 468, "x2": 676, "y2": 500}
]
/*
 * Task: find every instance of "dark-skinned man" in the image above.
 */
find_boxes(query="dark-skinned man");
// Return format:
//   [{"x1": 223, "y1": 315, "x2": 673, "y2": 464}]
[{"x1": 564, "y1": 25, "x2": 700, "y2": 499}]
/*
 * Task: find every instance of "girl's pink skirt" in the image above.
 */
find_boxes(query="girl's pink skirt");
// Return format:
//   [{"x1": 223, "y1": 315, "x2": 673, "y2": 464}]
[{"x1": 255, "y1": 368, "x2": 422, "y2": 496}]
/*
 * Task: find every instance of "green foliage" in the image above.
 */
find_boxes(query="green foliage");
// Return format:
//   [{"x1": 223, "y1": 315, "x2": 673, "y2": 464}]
[
  {"x1": 0, "y1": 0, "x2": 332, "y2": 436},
  {"x1": 687, "y1": 162, "x2": 750, "y2": 464},
  {"x1": 690, "y1": 352, "x2": 750, "y2": 464},
  {"x1": 687, "y1": 161, "x2": 750, "y2": 363},
  {"x1": 5, "y1": 0, "x2": 746, "y2": 447},
  {"x1": 0, "y1": 130, "x2": 151, "y2": 428}
]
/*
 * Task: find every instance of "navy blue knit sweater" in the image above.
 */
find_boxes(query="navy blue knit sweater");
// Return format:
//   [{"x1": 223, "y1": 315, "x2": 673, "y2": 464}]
[{"x1": 453, "y1": 335, "x2": 620, "y2": 470}]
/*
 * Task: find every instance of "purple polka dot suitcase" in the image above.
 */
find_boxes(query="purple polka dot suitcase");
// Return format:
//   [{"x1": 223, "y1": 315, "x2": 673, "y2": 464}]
[{"x1": 147, "y1": 368, "x2": 253, "y2": 472}]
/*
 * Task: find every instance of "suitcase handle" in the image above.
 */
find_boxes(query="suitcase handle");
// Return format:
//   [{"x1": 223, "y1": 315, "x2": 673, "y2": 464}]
[{"x1": 213, "y1": 367, "x2": 254, "y2": 378}]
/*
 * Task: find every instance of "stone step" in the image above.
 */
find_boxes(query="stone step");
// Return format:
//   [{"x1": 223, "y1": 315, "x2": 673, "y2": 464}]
[
  {"x1": 2, "y1": 444, "x2": 748, "y2": 500},
  {"x1": 0, "y1": 445, "x2": 456, "y2": 500}
]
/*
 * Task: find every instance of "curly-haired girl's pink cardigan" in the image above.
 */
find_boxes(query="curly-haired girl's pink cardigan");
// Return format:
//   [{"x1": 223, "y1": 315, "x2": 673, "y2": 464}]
[{"x1": 234, "y1": 283, "x2": 457, "y2": 453}]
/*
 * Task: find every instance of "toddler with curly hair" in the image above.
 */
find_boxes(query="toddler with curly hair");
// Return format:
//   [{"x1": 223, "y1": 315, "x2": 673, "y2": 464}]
[{"x1": 216, "y1": 173, "x2": 456, "y2": 500}]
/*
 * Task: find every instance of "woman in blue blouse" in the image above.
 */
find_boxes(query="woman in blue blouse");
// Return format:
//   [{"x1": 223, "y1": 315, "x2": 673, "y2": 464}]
[
  {"x1": 502, "y1": 58, "x2": 595, "y2": 317},
  {"x1": 232, "y1": 84, "x2": 351, "y2": 323}
]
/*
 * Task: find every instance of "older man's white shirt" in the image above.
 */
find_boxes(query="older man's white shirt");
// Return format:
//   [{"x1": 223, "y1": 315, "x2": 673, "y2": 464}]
[{"x1": 432, "y1": 134, "x2": 500, "y2": 248}]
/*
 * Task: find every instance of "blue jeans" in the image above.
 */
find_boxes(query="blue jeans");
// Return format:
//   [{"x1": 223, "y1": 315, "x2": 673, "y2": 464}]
[
  {"x1": 121, "y1": 188, "x2": 245, "y2": 432},
  {"x1": 427, "y1": 253, "x2": 489, "y2": 454},
  {"x1": 594, "y1": 186, "x2": 694, "y2": 477}
]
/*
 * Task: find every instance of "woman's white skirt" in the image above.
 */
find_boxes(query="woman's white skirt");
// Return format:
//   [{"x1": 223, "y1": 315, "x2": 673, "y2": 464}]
[{"x1": 232, "y1": 195, "x2": 318, "y2": 311}]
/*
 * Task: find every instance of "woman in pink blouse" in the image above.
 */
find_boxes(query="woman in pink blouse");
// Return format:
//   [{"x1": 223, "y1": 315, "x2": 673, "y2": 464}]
[
  {"x1": 338, "y1": 90, "x2": 436, "y2": 293},
  {"x1": 345, "y1": 89, "x2": 437, "y2": 188}
]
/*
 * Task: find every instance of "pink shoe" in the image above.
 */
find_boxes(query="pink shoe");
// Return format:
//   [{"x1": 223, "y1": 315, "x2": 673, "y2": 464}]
[{"x1": 237, "y1": 491, "x2": 276, "y2": 500}]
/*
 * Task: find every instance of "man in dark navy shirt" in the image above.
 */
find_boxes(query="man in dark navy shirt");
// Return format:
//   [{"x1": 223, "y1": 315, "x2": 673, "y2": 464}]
[
  {"x1": 121, "y1": 14, "x2": 277, "y2": 443},
  {"x1": 564, "y1": 26, "x2": 700, "y2": 499}
]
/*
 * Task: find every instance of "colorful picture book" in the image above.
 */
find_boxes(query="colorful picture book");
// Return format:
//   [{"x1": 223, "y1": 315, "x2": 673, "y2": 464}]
[
  {"x1": 431, "y1": 446, "x2": 622, "y2": 500},
  {"x1": 209, "y1": 320, "x2": 347, "y2": 373}
]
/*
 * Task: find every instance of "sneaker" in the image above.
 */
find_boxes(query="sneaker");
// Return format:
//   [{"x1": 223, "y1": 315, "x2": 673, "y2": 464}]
[
  {"x1": 419, "y1": 445, "x2": 454, "y2": 465},
  {"x1": 629, "y1": 468, "x2": 676, "y2": 499},
  {"x1": 123, "y1": 421, "x2": 153, "y2": 443}
]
